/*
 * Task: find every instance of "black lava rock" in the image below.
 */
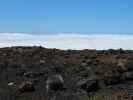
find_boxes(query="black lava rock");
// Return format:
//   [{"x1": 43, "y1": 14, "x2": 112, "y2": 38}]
[
  {"x1": 46, "y1": 75, "x2": 64, "y2": 92},
  {"x1": 76, "y1": 79, "x2": 99, "y2": 93},
  {"x1": 18, "y1": 81, "x2": 35, "y2": 93}
]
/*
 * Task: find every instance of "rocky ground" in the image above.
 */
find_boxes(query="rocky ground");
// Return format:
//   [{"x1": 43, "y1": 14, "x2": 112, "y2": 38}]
[{"x1": 1, "y1": 46, "x2": 133, "y2": 100}]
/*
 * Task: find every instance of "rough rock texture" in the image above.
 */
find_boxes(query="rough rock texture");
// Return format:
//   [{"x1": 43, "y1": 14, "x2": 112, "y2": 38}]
[
  {"x1": 46, "y1": 75, "x2": 64, "y2": 92},
  {"x1": 18, "y1": 81, "x2": 35, "y2": 93},
  {"x1": 0, "y1": 46, "x2": 133, "y2": 100}
]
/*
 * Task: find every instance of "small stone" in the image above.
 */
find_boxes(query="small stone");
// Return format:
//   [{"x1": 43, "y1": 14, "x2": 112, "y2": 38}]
[
  {"x1": 81, "y1": 62, "x2": 87, "y2": 67},
  {"x1": 39, "y1": 59, "x2": 46, "y2": 64},
  {"x1": 24, "y1": 71, "x2": 44, "y2": 78},
  {"x1": 8, "y1": 82, "x2": 14, "y2": 86},
  {"x1": 46, "y1": 75, "x2": 64, "y2": 92},
  {"x1": 24, "y1": 72, "x2": 34, "y2": 77},
  {"x1": 18, "y1": 81, "x2": 35, "y2": 93}
]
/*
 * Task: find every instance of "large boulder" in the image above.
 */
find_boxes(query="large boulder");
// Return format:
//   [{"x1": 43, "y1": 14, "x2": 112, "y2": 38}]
[
  {"x1": 76, "y1": 78, "x2": 99, "y2": 93},
  {"x1": 126, "y1": 61, "x2": 133, "y2": 71},
  {"x1": 122, "y1": 71, "x2": 133, "y2": 80},
  {"x1": 103, "y1": 70, "x2": 121, "y2": 85},
  {"x1": 46, "y1": 75, "x2": 64, "y2": 92},
  {"x1": 117, "y1": 60, "x2": 127, "y2": 73}
]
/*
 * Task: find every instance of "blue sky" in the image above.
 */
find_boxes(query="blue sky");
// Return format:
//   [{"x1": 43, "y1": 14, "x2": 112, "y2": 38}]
[{"x1": 0, "y1": 0, "x2": 133, "y2": 33}]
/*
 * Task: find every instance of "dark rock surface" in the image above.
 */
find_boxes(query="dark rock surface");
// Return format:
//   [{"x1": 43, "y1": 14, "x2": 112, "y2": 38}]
[
  {"x1": 76, "y1": 78, "x2": 99, "y2": 94},
  {"x1": 0, "y1": 46, "x2": 133, "y2": 100},
  {"x1": 18, "y1": 81, "x2": 35, "y2": 93},
  {"x1": 46, "y1": 75, "x2": 64, "y2": 92}
]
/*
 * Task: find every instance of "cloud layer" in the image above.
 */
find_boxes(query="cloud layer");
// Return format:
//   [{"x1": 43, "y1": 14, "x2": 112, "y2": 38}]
[{"x1": 0, "y1": 33, "x2": 133, "y2": 50}]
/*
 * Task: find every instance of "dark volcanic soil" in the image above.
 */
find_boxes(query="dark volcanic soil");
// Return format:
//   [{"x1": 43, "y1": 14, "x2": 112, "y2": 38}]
[{"x1": 1, "y1": 46, "x2": 133, "y2": 100}]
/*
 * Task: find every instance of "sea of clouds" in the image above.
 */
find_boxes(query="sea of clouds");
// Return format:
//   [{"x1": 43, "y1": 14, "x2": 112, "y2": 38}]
[{"x1": 0, "y1": 33, "x2": 133, "y2": 50}]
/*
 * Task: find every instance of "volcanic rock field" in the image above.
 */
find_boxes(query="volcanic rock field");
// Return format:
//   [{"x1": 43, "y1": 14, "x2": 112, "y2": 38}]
[{"x1": 1, "y1": 46, "x2": 133, "y2": 100}]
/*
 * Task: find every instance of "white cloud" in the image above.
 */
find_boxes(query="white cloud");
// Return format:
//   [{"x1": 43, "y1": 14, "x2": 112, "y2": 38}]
[{"x1": 0, "y1": 33, "x2": 133, "y2": 50}]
